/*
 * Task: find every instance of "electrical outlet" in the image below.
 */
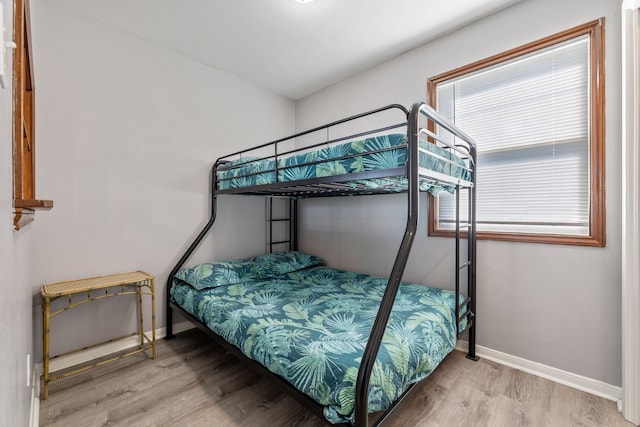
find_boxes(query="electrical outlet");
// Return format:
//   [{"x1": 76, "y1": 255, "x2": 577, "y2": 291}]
[{"x1": 26, "y1": 354, "x2": 31, "y2": 388}]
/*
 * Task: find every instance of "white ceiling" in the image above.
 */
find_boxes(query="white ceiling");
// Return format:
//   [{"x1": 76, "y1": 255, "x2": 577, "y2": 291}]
[{"x1": 47, "y1": 0, "x2": 520, "y2": 100}]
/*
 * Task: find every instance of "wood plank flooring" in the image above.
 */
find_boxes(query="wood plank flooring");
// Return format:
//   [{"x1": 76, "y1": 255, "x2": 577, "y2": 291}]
[{"x1": 39, "y1": 329, "x2": 634, "y2": 427}]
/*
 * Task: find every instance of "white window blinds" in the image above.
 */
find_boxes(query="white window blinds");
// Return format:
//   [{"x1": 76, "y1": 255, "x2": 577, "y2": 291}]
[{"x1": 436, "y1": 35, "x2": 590, "y2": 236}]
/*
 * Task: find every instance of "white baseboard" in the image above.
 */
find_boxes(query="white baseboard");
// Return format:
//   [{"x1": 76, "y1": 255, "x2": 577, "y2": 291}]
[
  {"x1": 29, "y1": 367, "x2": 39, "y2": 427},
  {"x1": 456, "y1": 341, "x2": 622, "y2": 403},
  {"x1": 33, "y1": 325, "x2": 622, "y2": 420},
  {"x1": 36, "y1": 321, "x2": 194, "y2": 374}
]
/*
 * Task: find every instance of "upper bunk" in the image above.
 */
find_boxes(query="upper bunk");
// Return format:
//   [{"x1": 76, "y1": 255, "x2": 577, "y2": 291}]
[{"x1": 212, "y1": 102, "x2": 476, "y2": 199}]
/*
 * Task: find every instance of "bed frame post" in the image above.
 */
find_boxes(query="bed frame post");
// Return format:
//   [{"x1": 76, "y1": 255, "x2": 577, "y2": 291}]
[
  {"x1": 353, "y1": 103, "x2": 420, "y2": 427},
  {"x1": 290, "y1": 199, "x2": 298, "y2": 251},
  {"x1": 165, "y1": 162, "x2": 222, "y2": 340},
  {"x1": 466, "y1": 145, "x2": 478, "y2": 361},
  {"x1": 416, "y1": 103, "x2": 478, "y2": 362}
]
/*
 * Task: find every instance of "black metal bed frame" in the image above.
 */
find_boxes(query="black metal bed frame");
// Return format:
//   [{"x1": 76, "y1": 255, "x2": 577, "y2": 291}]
[{"x1": 165, "y1": 102, "x2": 477, "y2": 427}]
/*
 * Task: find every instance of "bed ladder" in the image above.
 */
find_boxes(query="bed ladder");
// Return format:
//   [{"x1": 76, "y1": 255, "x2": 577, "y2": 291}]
[
  {"x1": 266, "y1": 197, "x2": 298, "y2": 253},
  {"x1": 455, "y1": 183, "x2": 478, "y2": 361}
]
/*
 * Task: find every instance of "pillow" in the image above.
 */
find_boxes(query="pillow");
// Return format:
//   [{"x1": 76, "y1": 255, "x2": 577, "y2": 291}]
[{"x1": 174, "y1": 251, "x2": 324, "y2": 290}]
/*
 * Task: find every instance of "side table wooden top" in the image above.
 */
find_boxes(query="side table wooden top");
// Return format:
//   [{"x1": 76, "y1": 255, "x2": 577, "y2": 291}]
[{"x1": 41, "y1": 271, "x2": 154, "y2": 298}]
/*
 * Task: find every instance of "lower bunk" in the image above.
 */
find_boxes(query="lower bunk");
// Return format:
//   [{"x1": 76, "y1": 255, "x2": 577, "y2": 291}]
[{"x1": 168, "y1": 251, "x2": 468, "y2": 426}]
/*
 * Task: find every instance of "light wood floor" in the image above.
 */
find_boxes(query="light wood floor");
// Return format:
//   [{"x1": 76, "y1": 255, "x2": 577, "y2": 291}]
[{"x1": 40, "y1": 329, "x2": 634, "y2": 427}]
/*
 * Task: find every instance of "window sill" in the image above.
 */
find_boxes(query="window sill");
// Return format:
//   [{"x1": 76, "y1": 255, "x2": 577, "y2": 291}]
[{"x1": 428, "y1": 228, "x2": 605, "y2": 247}]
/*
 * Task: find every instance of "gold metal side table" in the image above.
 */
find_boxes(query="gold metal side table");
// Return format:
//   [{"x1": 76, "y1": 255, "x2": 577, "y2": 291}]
[{"x1": 41, "y1": 271, "x2": 156, "y2": 400}]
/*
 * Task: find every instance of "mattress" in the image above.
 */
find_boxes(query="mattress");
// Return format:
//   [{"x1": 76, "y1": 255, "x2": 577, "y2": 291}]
[
  {"x1": 216, "y1": 133, "x2": 471, "y2": 193},
  {"x1": 170, "y1": 251, "x2": 464, "y2": 424}
]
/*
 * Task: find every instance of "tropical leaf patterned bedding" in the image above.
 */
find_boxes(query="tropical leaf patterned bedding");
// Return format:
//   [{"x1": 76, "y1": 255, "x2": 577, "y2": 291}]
[
  {"x1": 217, "y1": 133, "x2": 471, "y2": 193},
  {"x1": 171, "y1": 252, "x2": 464, "y2": 424}
]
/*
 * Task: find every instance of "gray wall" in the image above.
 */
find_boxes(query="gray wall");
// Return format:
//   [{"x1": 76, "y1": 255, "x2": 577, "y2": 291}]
[
  {"x1": 296, "y1": 0, "x2": 622, "y2": 386},
  {"x1": 30, "y1": 0, "x2": 295, "y2": 356},
  {"x1": 0, "y1": 0, "x2": 36, "y2": 424},
  {"x1": 27, "y1": 0, "x2": 622, "y2": 400}
]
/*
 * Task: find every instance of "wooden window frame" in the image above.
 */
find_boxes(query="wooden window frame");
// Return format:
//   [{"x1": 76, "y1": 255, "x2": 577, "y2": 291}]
[
  {"x1": 13, "y1": 0, "x2": 52, "y2": 230},
  {"x1": 427, "y1": 19, "x2": 605, "y2": 247}
]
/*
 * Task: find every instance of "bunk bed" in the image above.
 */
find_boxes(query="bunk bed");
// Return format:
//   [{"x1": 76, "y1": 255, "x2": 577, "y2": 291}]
[{"x1": 165, "y1": 102, "x2": 477, "y2": 426}]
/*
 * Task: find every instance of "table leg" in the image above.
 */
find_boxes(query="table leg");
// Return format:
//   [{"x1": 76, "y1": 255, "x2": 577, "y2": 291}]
[
  {"x1": 150, "y1": 277, "x2": 156, "y2": 359},
  {"x1": 137, "y1": 283, "x2": 144, "y2": 347},
  {"x1": 42, "y1": 296, "x2": 50, "y2": 400}
]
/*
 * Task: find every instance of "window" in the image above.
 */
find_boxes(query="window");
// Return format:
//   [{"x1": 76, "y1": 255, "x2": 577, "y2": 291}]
[
  {"x1": 13, "y1": 0, "x2": 52, "y2": 230},
  {"x1": 428, "y1": 19, "x2": 605, "y2": 246}
]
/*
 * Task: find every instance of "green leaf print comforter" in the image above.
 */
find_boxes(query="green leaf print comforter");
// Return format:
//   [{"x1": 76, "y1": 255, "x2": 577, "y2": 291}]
[
  {"x1": 171, "y1": 252, "x2": 461, "y2": 424},
  {"x1": 216, "y1": 133, "x2": 471, "y2": 194}
]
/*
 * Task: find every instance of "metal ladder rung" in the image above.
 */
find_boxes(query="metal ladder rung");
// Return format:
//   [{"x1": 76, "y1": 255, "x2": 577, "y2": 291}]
[
  {"x1": 267, "y1": 197, "x2": 297, "y2": 253},
  {"x1": 458, "y1": 310, "x2": 475, "y2": 324},
  {"x1": 270, "y1": 240, "x2": 291, "y2": 245},
  {"x1": 459, "y1": 297, "x2": 471, "y2": 307},
  {"x1": 458, "y1": 261, "x2": 472, "y2": 270}
]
